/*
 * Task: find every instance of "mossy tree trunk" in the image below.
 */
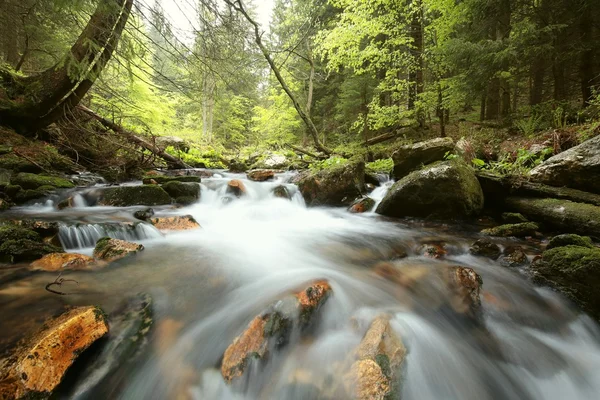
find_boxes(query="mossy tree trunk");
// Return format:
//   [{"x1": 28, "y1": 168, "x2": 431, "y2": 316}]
[{"x1": 0, "y1": 0, "x2": 133, "y2": 134}]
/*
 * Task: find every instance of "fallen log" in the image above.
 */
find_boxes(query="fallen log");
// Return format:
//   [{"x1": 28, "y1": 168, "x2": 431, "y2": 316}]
[
  {"x1": 364, "y1": 126, "x2": 412, "y2": 146},
  {"x1": 76, "y1": 105, "x2": 190, "y2": 169},
  {"x1": 285, "y1": 143, "x2": 326, "y2": 159}
]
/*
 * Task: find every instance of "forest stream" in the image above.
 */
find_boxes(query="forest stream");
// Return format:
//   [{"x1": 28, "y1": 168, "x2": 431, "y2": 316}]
[{"x1": 1, "y1": 170, "x2": 599, "y2": 400}]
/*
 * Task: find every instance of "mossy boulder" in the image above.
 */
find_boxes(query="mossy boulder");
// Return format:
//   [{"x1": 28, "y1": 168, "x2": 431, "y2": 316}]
[
  {"x1": 142, "y1": 175, "x2": 200, "y2": 184},
  {"x1": 501, "y1": 212, "x2": 528, "y2": 224},
  {"x1": 481, "y1": 222, "x2": 539, "y2": 238},
  {"x1": 0, "y1": 154, "x2": 42, "y2": 173},
  {"x1": 529, "y1": 133, "x2": 600, "y2": 193},
  {"x1": 376, "y1": 160, "x2": 484, "y2": 220},
  {"x1": 98, "y1": 185, "x2": 172, "y2": 206},
  {"x1": 532, "y1": 245, "x2": 600, "y2": 319},
  {"x1": 10, "y1": 172, "x2": 74, "y2": 190},
  {"x1": 161, "y1": 181, "x2": 200, "y2": 200},
  {"x1": 0, "y1": 240, "x2": 63, "y2": 263},
  {"x1": 175, "y1": 196, "x2": 197, "y2": 205},
  {"x1": 228, "y1": 160, "x2": 248, "y2": 173},
  {"x1": 505, "y1": 197, "x2": 600, "y2": 237},
  {"x1": 547, "y1": 234, "x2": 593, "y2": 250},
  {"x1": 0, "y1": 225, "x2": 40, "y2": 243},
  {"x1": 13, "y1": 188, "x2": 47, "y2": 204},
  {"x1": 297, "y1": 161, "x2": 366, "y2": 206},
  {"x1": 93, "y1": 237, "x2": 144, "y2": 262},
  {"x1": 391, "y1": 137, "x2": 454, "y2": 179}
]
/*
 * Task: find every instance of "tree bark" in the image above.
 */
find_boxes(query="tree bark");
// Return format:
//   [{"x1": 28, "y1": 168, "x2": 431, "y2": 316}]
[
  {"x1": 530, "y1": 56, "x2": 545, "y2": 105},
  {"x1": 226, "y1": 0, "x2": 331, "y2": 155},
  {"x1": 579, "y1": 3, "x2": 594, "y2": 107},
  {"x1": 0, "y1": 0, "x2": 133, "y2": 133},
  {"x1": 485, "y1": 78, "x2": 500, "y2": 120},
  {"x1": 77, "y1": 105, "x2": 190, "y2": 169}
]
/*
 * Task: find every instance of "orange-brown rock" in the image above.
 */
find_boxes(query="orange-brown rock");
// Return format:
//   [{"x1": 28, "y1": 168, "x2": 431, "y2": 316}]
[
  {"x1": 348, "y1": 197, "x2": 376, "y2": 214},
  {"x1": 443, "y1": 266, "x2": 483, "y2": 317},
  {"x1": 221, "y1": 280, "x2": 333, "y2": 383},
  {"x1": 227, "y1": 179, "x2": 247, "y2": 197},
  {"x1": 92, "y1": 237, "x2": 143, "y2": 262},
  {"x1": 246, "y1": 169, "x2": 275, "y2": 182},
  {"x1": 344, "y1": 315, "x2": 406, "y2": 400},
  {"x1": 30, "y1": 252, "x2": 99, "y2": 272},
  {"x1": 150, "y1": 215, "x2": 200, "y2": 231},
  {"x1": 0, "y1": 306, "x2": 109, "y2": 400},
  {"x1": 419, "y1": 243, "x2": 447, "y2": 259}
]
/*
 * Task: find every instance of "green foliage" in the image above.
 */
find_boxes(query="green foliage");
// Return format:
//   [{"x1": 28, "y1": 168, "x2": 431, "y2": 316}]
[
  {"x1": 484, "y1": 148, "x2": 553, "y2": 175},
  {"x1": 309, "y1": 156, "x2": 349, "y2": 171},
  {"x1": 514, "y1": 115, "x2": 543, "y2": 136},
  {"x1": 366, "y1": 158, "x2": 393, "y2": 174},
  {"x1": 164, "y1": 146, "x2": 225, "y2": 169}
]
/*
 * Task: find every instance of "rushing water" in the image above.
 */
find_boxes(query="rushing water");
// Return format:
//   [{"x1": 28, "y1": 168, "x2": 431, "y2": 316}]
[{"x1": 1, "y1": 170, "x2": 600, "y2": 400}]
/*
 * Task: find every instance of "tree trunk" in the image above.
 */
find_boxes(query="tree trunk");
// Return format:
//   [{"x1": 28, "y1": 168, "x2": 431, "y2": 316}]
[
  {"x1": 500, "y1": 78, "x2": 511, "y2": 117},
  {"x1": 480, "y1": 92, "x2": 486, "y2": 122},
  {"x1": 226, "y1": 0, "x2": 331, "y2": 155},
  {"x1": 485, "y1": 78, "x2": 500, "y2": 120},
  {"x1": 579, "y1": 4, "x2": 594, "y2": 107},
  {"x1": 0, "y1": 0, "x2": 133, "y2": 133},
  {"x1": 530, "y1": 56, "x2": 545, "y2": 105},
  {"x1": 408, "y1": 1, "x2": 424, "y2": 126}
]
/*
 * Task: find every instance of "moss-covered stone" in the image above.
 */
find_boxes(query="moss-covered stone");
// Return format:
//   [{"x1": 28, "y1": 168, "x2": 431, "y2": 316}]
[
  {"x1": 297, "y1": 161, "x2": 366, "y2": 206},
  {"x1": 376, "y1": 160, "x2": 484, "y2": 220},
  {"x1": 4, "y1": 184, "x2": 22, "y2": 198},
  {"x1": 533, "y1": 245, "x2": 600, "y2": 319},
  {"x1": 13, "y1": 189, "x2": 46, "y2": 204},
  {"x1": 506, "y1": 197, "x2": 600, "y2": 237},
  {"x1": 161, "y1": 181, "x2": 200, "y2": 199},
  {"x1": 98, "y1": 185, "x2": 172, "y2": 206},
  {"x1": 93, "y1": 237, "x2": 144, "y2": 262},
  {"x1": 0, "y1": 145, "x2": 13, "y2": 155},
  {"x1": 501, "y1": 212, "x2": 528, "y2": 224},
  {"x1": 175, "y1": 196, "x2": 197, "y2": 205},
  {"x1": 391, "y1": 137, "x2": 455, "y2": 179},
  {"x1": 10, "y1": 173, "x2": 74, "y2": 190},
  {"x1": 142, "y1": 175, "x2": 200, "y2": 184},
  {"x1": 0, "y1": 239, "x2": 63, "y2": 263},
  {"x1": 228, "y1": 160, "x2": 248, "y2": 173},
  {"x1": 0, "y1": 154, "x2": 41, "y2": 173},
  {"x1": 481, "y1": 222, "x2": 539, "y2": 237},
  {"x1": 547, "y1": 234, "x2": 593, "y2": 250},
  {"x1": 0, "y1": 225, "x2": 40, "y2": 243}
]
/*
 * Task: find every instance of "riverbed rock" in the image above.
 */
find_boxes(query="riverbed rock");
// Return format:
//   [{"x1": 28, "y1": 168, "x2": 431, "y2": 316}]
[
  {"x1": 547, "y1": 234, "x2": 593, "y2": 250},
  {"x1": 93, "y1": 237, "x2": 144, "y2": 262},
  {"x1": 142, "y1": 175, "x2": 200, "y2": 184},
  {"x1": 133, "y1": 208, "x2": 155, "y2": 221},
  {"x1": 0, "y1": 306, "x2": 109, "y2": 400},
  {"x1": 532, "y1": 245, "x2": 600, "y2": 319},
  {"x1": 469, "y1": 239, "x2": 501, "y2": 260},
  {"x1": 505, "y1": 197, "x2": 600, "y2": 237},
  {"x1": 9, "y1": 172, "x2": 74, "y2": 190},
  {"x1": 0, "y1": 225, "x2": 63, "y2": 263},
  {"x1": 161, "y1": 181, "x2": 200, "y2": 200},
  {"x1": 272, "y1": 185, "x2": 291, "y2": 199},
  {"x1": 376, "y1": 160, "x2": 484, "y2": 220},
  {"x1": 499, "y1": 246, "x2": 528, "y2": 268},
  {"x1": 150, "y1": 215, "x2": 200, "y2": 231},
  {"x1": 98, "y1": 185, "x2": 172, "y2": 206},
  {"x1": 221, "y1": 280, "x2": 332, "y2": 383},
  {"x1": 444, "y1": 266, "x2": 483, "y2": 318},
  {"x1": 227, "y1": 179, "x2": 247, "y2": 197},
  {"x1": 419, "y1": 243, "x2": 447, "y2": 259},
  {"x1": 30, "y1": 253, "x2": 98, "y2": 271},
  {"x1": 348, "y1": 197, "x2": 375, "y2": 213},
  {"x1": 9, "y1": 220, "x2": 59, "y2": 237},
  {"x1": 297, "y1": 161, "x2": 366, "y2": 206},
  {"x1": 481, "y1": 222, "x2": 539, "y2": 238},
  {"x1": 344, "y1": 315, "x2": 406, "y2": 400},
  {"x1": 529, "y1": 133, "x2": 600, "y2": 193},
  {"x1": 501, "y1": 212, "x2": 529, "y2": 224},
  {"x1": 247, "y1": 169, "x2": 275, "y2": 182},
  {"x1": 392, "y1": 137, "x2": 454, "y2": 179},
  {"x1": 228, "y1": 160, "x2": 248, "y2": 173}
]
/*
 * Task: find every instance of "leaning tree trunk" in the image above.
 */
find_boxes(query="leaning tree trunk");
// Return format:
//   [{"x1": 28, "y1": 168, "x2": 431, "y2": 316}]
[{"x1": 0, "y1": 0, "x2": 133, "y2": 134}]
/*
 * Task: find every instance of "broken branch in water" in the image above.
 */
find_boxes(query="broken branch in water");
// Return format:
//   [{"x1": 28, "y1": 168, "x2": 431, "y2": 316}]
[{"x1": 45, "y1": 272, "x2": 79, "y2": 296}]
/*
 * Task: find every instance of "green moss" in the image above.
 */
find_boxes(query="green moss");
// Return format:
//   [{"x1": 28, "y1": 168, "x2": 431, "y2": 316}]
[
  {"x1": 161, "y1": 181, "x2": 200, "y2": 199},
  {"x1": 0, "y1": 145, "x2": 13, "y2": 155},
  {"x1": 14, "y1": 189, "x2": 46, "y2": 204},
  {"x1": 175, "y1": 196, "x2": 197, "y2": 205},
  {"x1": 542, "y1": 245, "x2": 600, "y2": 275},
  {"x1": 482, "y1": 222, "x2": 539, "y2": 237},
  {"x1": 10, "y1": 173, "x2": 74, "y2": 190},
  {"x1": 0, "y1": 239, "x2": 63, "y2": 263},
  {"x1": 0, "y1": 154, "x2": 41, "y2": 173},
  {"x1": 4, "y1": 184, "x2": 21, "y2": 197},
  {"x1": 142, "y1": 175, "x2": 200, "y2": 184},
  {"x1": 297, "y1": 161, "x2": 366, "y2": 206},
  {"x1": 501, "y1": 212, "x2": 529, "y2": 224},
  {"x1": 99, "y1": 185, "x2": 172, "y2": 206},
  {"x1": 547, "y1": 234, "x2": 593, "y2": 250},
  {"x1": 0, "y1": 225, "x2": 40, "y2": 243},
  {"x1": 36, "y1": 185, "x2": 56, "y2": 191}
]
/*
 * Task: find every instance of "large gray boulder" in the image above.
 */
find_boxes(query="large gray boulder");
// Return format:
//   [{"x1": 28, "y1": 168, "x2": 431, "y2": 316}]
[
  {"x1": 392, "y1": 137, "x2": 454, "y2": 179},
  {"x1": 529, "y1": 134, "x2": 600, "y2": 193},
  {"x1": 376, "y1": 160, "x2": 484, "y2": 220},
  {"x1": 297, "y1": 161, "x2": 366, "y2": 206}
]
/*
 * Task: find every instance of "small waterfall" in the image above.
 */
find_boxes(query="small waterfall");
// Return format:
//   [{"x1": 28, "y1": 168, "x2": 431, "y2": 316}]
[
  {"x1": 59, "y1": 222, "x2": 162, "y2": 249},
  {"x1": 369, "y1": 176, "x2": 394, "y2": 211}
]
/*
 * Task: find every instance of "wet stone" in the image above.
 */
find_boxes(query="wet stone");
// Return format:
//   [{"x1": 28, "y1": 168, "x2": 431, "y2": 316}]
[
  {"x1": 30, "y1": 253, "x2": 99, "y2": 272},
  {"x1": 469, "y1": 239, "x2": 501, "y2": 260},
  {"x1": 93, "y1": 237, "x2": 144, "y2": 262},
  {"x1": 499, "y1": 246, "x2": 529, "y2": 268},
  {"x1": 150, "y1": 215, "x2": 200, "y2": 231},
  {"x1": 272, "y1": 185, "x2": 291, "y2": 199},
  {"x1": 227, "y1": 179, "x2": 247, "y2": 197},
  {"x1": 348, "y1": 197, "x2": 375, "y2": 214},
  {"x1": 133, "y1": 208, "x2": 155, "y2": 221},
  {"x1": 246, "y1": 169, "x2": 276, "y2": 182}
]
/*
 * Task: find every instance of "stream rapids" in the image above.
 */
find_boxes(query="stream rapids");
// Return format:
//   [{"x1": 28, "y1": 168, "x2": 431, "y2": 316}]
[{"x1": 1, "y1": 170, "x2": 599, "y2": 400}]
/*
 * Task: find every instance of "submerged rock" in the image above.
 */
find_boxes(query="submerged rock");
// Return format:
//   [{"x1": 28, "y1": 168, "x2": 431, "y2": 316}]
[
  {"x1": 419, "y1": 243, "x2": 447, "y2": 259},
  {"x1": 221, "y1": 280, "x2": 332, "y2": 383},
  {"x1": 344, "y1": 315, "x2": 406, "y2": 400},
  {"x1": 133, "y1": 208, "x2": 155, "y2": 221},
  {"x1": 505, "y1": 197, "x2": 600, "y2": 237},
  {"x1": 272, "y1": 185, "x2": 291, "y2": 199},
  {"x1": 529, "y1": 134, "x2": 600, "y2": 193},
  {"x1": 376, "y1": 160, "x2": 483, "y2": 220},
  {"x1": 469, "y1": 239, "x2": 501, "y2": 260},
  {"x1": 98, "y1": 185, "x2": 172, "y2": 206},
  {"x1": 348, "y1": 197, "x2": 375, "y2": 213},
  {"x1": 547, "y1": 234, "x2": 593, "y2": 250},
  {"x1": 481, "y1": 222, "x2": 539, "y2": 238},
  {"x1": 247, "y1": 169, "x2": 276, "y2": 182},
  {"x1": 227, "y1": 179, "x2": 247, "y2": 197},
  {"x1": 499, "y1": 246, "x2": 528, "y2": 268},
  {"x1": 392, "y1": 137, "x2": 454, "y2": 179},
  {"x1": 161, "y1": 181, "x2": 200, "y2": 200},
  {"x1": 93, "y1": 237, "x2": 144, "y2": 262},
  {"x1": 150, "y1": 215, "x2": 200, "y2": 231},
  {"x1": 30, "y1": 253, "x2": 98, "y2": 271},
  {"x1": 0, "y1": 306, "x2": 108, "y2": 400},
  {"x1": 297, "y1": 161, "x2": 366, "y2": 206},
  {"x1": 532, "y1": 245, "x2": 600, "y2": 319}
]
